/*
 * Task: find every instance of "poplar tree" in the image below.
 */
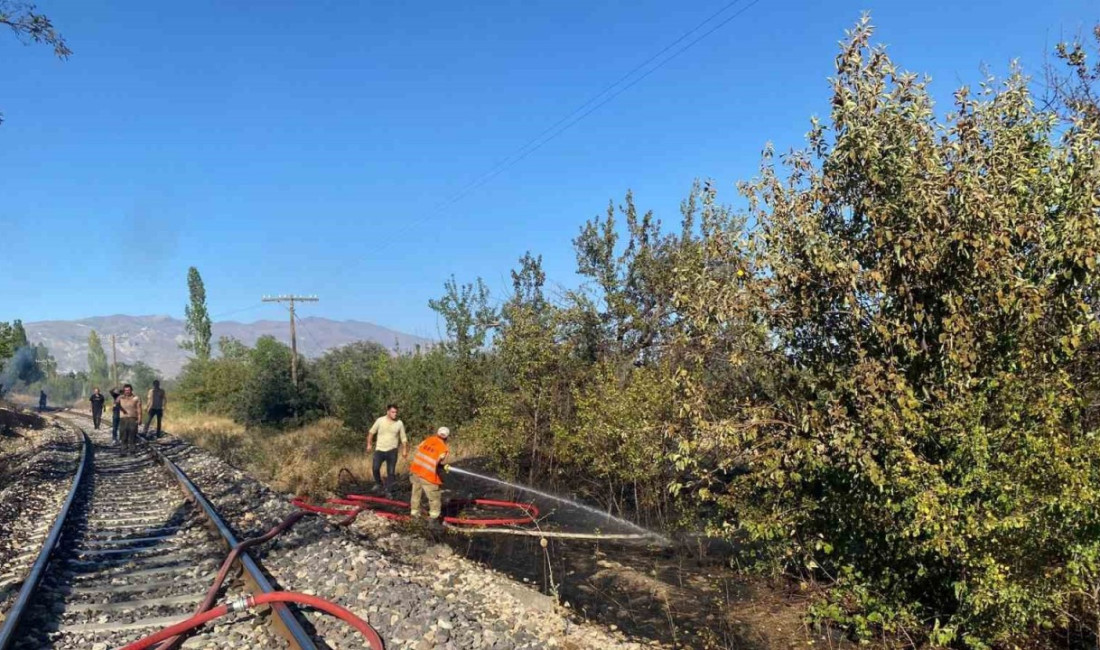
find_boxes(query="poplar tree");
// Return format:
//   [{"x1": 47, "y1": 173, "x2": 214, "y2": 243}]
[
  {"x1": 182, "y1": 267, "x2": 212, "y2": 361},
  {"x1": 87, "y1": 330, "x2": 108, "y2": 384}
]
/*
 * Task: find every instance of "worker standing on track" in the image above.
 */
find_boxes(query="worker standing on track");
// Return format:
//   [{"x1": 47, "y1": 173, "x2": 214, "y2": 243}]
[
  {"x1": 38, "y1": 390, "x2": 46, "y2": 412},
  {"x1": 109, "y1": 387, "x2": 122, "y2": 444},
  {"x1": 409, "y1": 426, "x2": 451, "y2": 525},
  {"x1": 116, "y1": 384, "x2": 142, "y2": 455},
  {"x1": 366, "y1": 404, "x2": 407, "y2": 493},
  {"x1": 143, "y1": 380, "x2": 167, "y2": 436},
  {"x1": 89, "y1": 388, "x2": 105, "y2": 430}
]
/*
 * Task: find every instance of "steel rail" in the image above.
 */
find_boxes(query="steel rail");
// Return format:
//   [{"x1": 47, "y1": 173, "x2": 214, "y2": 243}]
[
  {"x1": 143, "y1": 436, "x2": 318, "y2": 649},
  {"x1": 0, "y1": 423, "x2": 90, "y2": 649}
]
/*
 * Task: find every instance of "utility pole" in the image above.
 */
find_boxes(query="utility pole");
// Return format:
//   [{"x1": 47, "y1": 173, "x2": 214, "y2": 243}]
[
  {"x1": 261, "y1": 295, "x2": 319, "y2": 386},
  {"x1": 110, "y1": 334, "x2": 118, "y2": 387}
]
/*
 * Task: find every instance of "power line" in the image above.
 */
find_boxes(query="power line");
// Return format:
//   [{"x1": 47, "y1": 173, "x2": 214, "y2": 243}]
[
  {"x1": 210, "y1": 302, "x2": 265, "y2": 321},
  {"x1": 398, "y1": 0, "x2": 765, "y2": 237},
  {"x1": 434, "y1": 0, "x2": 754, "y2": 212},
  {"x1": 447, "y1": 0, "x2": 765, "y2": 206},
  {"x1": 293, "y1": 312, "x2": 324, "y2": 359}
]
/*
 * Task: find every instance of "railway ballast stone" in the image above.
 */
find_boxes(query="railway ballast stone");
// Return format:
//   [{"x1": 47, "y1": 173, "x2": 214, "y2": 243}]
[{"x1": 0, "y1": 413, "x2": 81, "y2": 624}]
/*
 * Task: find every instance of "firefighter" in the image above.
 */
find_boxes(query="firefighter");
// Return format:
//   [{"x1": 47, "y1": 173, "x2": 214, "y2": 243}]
[{"x1": 409, "y1": 426, "x2": 451, "y2": 524}]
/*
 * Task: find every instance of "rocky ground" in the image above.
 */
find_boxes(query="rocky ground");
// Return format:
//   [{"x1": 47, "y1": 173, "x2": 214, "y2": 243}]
[
  {"x1": 0, "y1": 408, "x2": 82, "y2": 625},
  {"x1": 52, "y1": 410, "x2": 658, "y2": 649}
]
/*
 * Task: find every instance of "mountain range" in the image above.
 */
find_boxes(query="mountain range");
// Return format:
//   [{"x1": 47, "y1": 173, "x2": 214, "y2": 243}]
[{"x1": 22, "y1": 315, "x2": 433, "y2": 377}]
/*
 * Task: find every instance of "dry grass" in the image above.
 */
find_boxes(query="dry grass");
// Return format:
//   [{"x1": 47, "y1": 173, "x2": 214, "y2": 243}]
[
  {"x1": 171, "y1": 412, "x2": 246, "y2": 440},
  {"x1": 171, "y1": 413, "x2": 484, "y2": 497}
]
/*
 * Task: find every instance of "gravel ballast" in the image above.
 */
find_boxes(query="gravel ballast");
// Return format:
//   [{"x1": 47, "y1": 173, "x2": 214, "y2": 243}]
[{"x1": 0, "y1": 411, "x2": 82, "y2": 626}]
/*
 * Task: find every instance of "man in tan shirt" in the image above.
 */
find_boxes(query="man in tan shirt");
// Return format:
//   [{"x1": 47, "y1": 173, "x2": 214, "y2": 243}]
[
  {"x1": 367, "y1": 404, "x2": 407, "y2": 492},
  {"x1": 116, "y1": 383, "x2": 143, "y2": 455}
]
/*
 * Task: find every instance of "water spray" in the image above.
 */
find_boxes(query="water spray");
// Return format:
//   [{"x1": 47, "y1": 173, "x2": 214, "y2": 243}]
[{"x1": 446, "y1": 465, "x2": 670, "y2": 544}]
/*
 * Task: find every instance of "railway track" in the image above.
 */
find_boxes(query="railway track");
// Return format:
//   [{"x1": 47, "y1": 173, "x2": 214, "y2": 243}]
[
  {"x1": 0, "y1": 415, "x2": 318, "y2": 649},
  {"x1": 0, "y1": 414, "x2": 83, "y2": 620}
]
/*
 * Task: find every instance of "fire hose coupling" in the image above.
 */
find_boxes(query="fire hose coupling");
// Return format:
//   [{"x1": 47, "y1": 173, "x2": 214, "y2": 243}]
[{"x1": 226, "y1": 595, "x2": 253, "y2": 612}]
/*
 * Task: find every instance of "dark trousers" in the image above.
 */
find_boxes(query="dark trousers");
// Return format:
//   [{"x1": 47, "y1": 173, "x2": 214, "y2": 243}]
[
  {"x1": 111, "y1": 411, "x2": 121, "y2": 441},
  {"x1": 372, "y1": 449, "x2": 398, "y2": 489},
  {"x1": 119, "y1": 418, "x2": 138, "y2": 452},
  {"x1": 92, "y1": 407, "x2": 103, "y2": 429},
  {"x1": 144, "y1": 409, "x2": 164, "y2": 434}
]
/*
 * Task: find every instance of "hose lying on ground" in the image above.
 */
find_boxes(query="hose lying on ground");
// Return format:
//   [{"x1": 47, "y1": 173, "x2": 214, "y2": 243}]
[
  {"x1": 121, "y1": 592, "x2": 384, "y2": 650},
  {"x1": 123, "y1": 507, "x2": 379, "y2": 650},
  {"x1": 292, "y1": 493, "x2": 669, "y2": 544},
  {"x1": 292, "y1": 493, "x2": 540, "y2": 527}
]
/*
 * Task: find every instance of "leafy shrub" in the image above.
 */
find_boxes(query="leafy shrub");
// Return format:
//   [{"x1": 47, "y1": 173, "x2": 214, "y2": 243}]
[{"x1": 673, "y1": 18, "x2": 1100, "y2": 647}]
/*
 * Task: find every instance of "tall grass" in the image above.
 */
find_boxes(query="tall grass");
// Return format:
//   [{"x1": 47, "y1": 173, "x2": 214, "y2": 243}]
[{"x1": 171, "y1": 412, "x2": 482, "y2": 496}]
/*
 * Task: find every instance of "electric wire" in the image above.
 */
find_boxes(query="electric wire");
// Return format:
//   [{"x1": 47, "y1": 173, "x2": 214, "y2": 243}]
[
  {"x1": 433, "y1": 0, "x2": 755, "y2": 212},
  {"x1": 442, "y1": 0, "x2": 765, "y2": 206},
  {"x1": 209, "y1": 302, "x2": 265, "y2": 321},
  {"x1": 294, "y1": 311, "x2": 325, "y2": 358},
  {"x1": 396, "y1": 0, "x2": 765, "y2": 238}
]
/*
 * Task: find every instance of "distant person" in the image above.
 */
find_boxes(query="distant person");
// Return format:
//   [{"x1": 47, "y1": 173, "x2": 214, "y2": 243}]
[
  {"x1": 109, "y1": 387, "x2": 122, "y2": 443},
  {"x1": 409, "y1": 426, "x2": 451, "y2": 524},
  {"x1": 38, "y1": 390, "x2": 46, "y2": 412},
  {"x1": 89, "y1": 388, "x2": 106, "y2": 430},
  {"x1": 143, "y1": 380, "x2": 167, "y2": 436},
  {"x1": 366, "y1": 404, "x2": 407, "y2": 493},
  {"x1": 116, "y1": 384, "x2": 142, "y2": 455}
]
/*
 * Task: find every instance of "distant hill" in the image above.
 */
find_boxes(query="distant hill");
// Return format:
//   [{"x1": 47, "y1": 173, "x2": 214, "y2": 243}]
[{"x1": 22, "y1": 315, "x2": 433, "y2": 377}]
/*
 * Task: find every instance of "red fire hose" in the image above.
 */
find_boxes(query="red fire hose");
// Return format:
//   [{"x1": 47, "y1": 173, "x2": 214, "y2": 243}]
[
  {"x1": 129, "y1": 508, "x2": 378, "y2": 650},
  {"x1": 293, "y1": 493, "x2": 539, "y2": 526},
  {"x1": 120, "y1": 592, "x2": 384, "y2": 650}
]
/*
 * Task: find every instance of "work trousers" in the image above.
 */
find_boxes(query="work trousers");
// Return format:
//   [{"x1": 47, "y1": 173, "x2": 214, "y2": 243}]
[
  {"x1": 372, "y1": 449, "x2": 398, "y2": 490},
  {"x1": 111, "y1": 411, "x2": 121, "y2": 442},
  {"x1": 410, "y1": 474, "x2": 442, "y2": 519},
  {"x1": 144, "y1": 409, "x2": 164, "y2": 435},
  {"x1": 119, "y1": 417, "x2": 139, "y2": 453},
  {"x1": 91, "y1": 407, "x2": 103, "y2": 430}
]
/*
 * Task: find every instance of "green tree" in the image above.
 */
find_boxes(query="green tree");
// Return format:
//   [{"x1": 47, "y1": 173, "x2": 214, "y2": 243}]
[
  {"x1": 675, "y1": 17, "x2": 1100, "y2": 646},
  {"x1": 11, "y1": 320, "x2": 28, "y2": 349},
  {"x1": 120, "y1": 361, "x2": 157, "y2": 397},
  {"x1": 1047, "y1": 24, "x2": 1100, "y2": 128},
  {"x1": 87, "y1": 330, "x2": 108, "y2": 385},
  {"x1": 0, "y1": 1, "x2": 70, "y2": 126},
  {"x1": 0, "y1": 319, "x2": 32, "y2": 369},
  {"x1": 312, "y1": 341, "x2": 390, "y2": 429},
  {"x1": 32, "y1": 343, "x2": 52, "y2": 382},
  {"x1": 428, "y1": 275, "x2": 497, "y2": 424},
  {"x1": 467, "y1": 254, "x2": 573, "y2": 481},
  {"x1": 0, "y1": 322, "x2": 13, "y2": 364},
  {"x1": 181, "y1": 267, "x2": 212, "y2": 361},
  {"x1": 237, "y1": 336, "x2": 321, "y2": 426}
]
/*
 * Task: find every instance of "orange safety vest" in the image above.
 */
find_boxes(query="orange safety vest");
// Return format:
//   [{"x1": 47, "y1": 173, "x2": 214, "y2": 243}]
[{"x1": 410, "y1": 435, "x2": 449, "y2": 486}]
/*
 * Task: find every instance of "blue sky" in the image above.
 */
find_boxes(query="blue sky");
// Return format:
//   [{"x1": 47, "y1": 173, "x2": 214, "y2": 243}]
[{"x1": 0, "y1": 0, "x2": 1095, "y2": 339}]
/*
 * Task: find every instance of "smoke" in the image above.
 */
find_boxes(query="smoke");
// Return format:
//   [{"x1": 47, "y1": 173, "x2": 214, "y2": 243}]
[{"x1": 0, "y1": 347, "x2": 38, "y2": 396}]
